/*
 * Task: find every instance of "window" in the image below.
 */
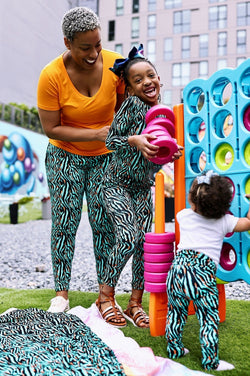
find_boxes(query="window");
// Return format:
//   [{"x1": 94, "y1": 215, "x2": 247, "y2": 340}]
[
  {"x1": 131, "y1": 42, "x2": 139, "y2": 49},
  {"x1": 148, "y1": 14, "x2": 156, "y2": 37},
  {"x1": 217, "y1": 59, "x2": 227, "y2": 70},
  {"x1": 132, "y1": 0, "x2": 139, "y2": 13},
  {"x1": 165, "y1": 0, "x2": 182, "y2": 9},
  {"x1": 209, "y1": 5, "x2": 227, "y2": 29},
  {"x1": 182, "y1": 36, "x2": 190, "y2": 59},
  {"x1": 237, "y1": 30, "x2": 246, "y2": 53},
  {"x1": 148, "y1": 0, "x2": 156, "y2": 11},
  {"x1": 199, "y1": 34, "x2": 208, "y2": 57},
  {"x1": 116, "y1": 0, "x2": 124, "y2": 16},
  {"x1": 131, "y1": 17, "x2": 140, "y2": 38},
  {"x1": 237, "y1": 2, "x2": 250, "y2": 26},
  {"x1": 237, "y1": 57, "x2": 246, "y2": 66},
  {"x1": 147, "y1": 40, "x2": 156, "y2": 63},
  {"x1": 173, "y1": 10, "x2": 190, "y2": 33},
  {"x1": 199, "y1": 61, "x2": 208, "y2": 78},
  {"x1": 164, "y1": 38, "x2": 173, "y2": 61},
  {"x1": 172, "y1": 63, "x2": 190, "y2": 86},
  {"x1": 163, "y1": 90, "x2": 172, "y2": 107},
  {"x1": 217, "y1": 32, "x2": 227, "y2": 56},
  {"x1": 115, "y1": 44, "x2": 123, "y2": 55},
  {"x1": 68, "y1": 0, "x2": 98, "y2": 13},
  {"x1": 108, "y1": 20, "x2": 115, "y2": 41}
]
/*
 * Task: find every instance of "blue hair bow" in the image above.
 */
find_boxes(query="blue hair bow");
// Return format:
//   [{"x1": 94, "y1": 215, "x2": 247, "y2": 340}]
[
  {"x1": 110, "y1": 44, "x2": 145, "y2": 77},
  {"x1": 197, "y1": 170, "x2": 218, "y2": 185}
]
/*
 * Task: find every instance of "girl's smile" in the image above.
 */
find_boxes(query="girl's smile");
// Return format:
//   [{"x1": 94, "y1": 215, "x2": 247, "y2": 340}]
[{"x1": 127, "y1": 61, "x2": 160, "y2": 106}]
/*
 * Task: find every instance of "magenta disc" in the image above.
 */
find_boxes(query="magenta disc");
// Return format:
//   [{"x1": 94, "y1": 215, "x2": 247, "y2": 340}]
[
  {"x1": 144, "y1": 252, "x2": 174, "y2": 263},
  {"x1": 145, "y1": 105, "x2": 175, "y2": 125},
  {"x1": 147, "y1": 117, "x2": 175, "y2": 138},
  {"x1": 144, "y1": 281, "x2": 167, "y2": 293},
  {"x1": 145, "y1": 232, "x2": 175, "y2": 244},
  {"x1": 144, "y1": 261, "x2": 173, "y2": 273},
  {"x1": 149, "y1": 137, "x2": 178, "y2": 164},
  {"x1": 144, "y1": 271, "x2": 168, "y2": 283},
  {"x1": 144, "y1": 242, "x2": 174, "y2": 253}
]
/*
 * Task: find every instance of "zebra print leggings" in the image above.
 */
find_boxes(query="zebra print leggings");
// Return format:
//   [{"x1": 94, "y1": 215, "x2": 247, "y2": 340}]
[
  {"x1": 102, "y1": 184, "x2": 153, "y2": 290},
  {"x1": 165, "y1": 250, "x2": 220, "y2": 370},
  {"x1": 45, "y1": 143, "x2": 114, "y2": 291}
]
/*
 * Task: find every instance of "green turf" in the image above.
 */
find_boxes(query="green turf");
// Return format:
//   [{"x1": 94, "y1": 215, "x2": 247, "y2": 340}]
[
  {"x1": 0, "y1": 200, "x2": 42, "y2": 224},
  {"x1": 0, "y1": 288, "x2": 249, "y2": 375},
  {"x1": 0, "y1": 202, "x2": 88, "y2": 224}
]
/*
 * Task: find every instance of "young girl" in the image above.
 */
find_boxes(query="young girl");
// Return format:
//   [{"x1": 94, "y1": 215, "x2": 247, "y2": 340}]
[
  {"x1": 165, "y1": 170, "x2": 250, "y2": 371},
  {"x1": 95, "y1": 44, "x2": 183, "y2": 328}
]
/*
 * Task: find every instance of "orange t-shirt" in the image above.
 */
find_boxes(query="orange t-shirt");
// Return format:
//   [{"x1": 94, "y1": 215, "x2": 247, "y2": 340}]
[{"x1": 37, "y1": 49, "x2": 125, "y2": 156}]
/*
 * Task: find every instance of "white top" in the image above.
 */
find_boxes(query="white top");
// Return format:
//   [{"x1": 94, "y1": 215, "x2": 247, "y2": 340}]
[{"x1": 176, "y1": 208, "x2": 239, "y2": 266}]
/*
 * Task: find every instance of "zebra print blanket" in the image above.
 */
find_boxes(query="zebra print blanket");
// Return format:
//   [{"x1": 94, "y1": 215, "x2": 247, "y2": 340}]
[{"x1": 0, "y1": 308, "x2": 125, "y2": 375}]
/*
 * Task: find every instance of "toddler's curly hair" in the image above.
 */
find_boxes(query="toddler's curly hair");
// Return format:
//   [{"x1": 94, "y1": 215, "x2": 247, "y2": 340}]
[{"x1": 189, "y1": 174, "x2": 233, "y2": 219}]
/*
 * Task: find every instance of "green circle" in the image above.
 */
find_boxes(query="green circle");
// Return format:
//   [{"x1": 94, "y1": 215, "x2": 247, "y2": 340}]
[
  {"x1": 215, "y1": 143, "x2": 234, "y2": 171},
  {"x1": 247, "y1": 250, "x2": 250, "y2": 268},
  {"x1": 13, "y1": 172, "x2": 20, "y2": 185},
  {"x1": 244, "y1": 142, "x2": 250, "y2": 165},
  {"x1": 3, "y1": 139, "x2": 11, "y2": 150},
  {"x1": 245, "y1": 177, "x2": 250, "y2": 195}
]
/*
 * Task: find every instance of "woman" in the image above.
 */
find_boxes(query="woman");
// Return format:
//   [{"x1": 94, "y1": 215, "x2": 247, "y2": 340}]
[{"x1": 37, "y1": 7, "x2": 125, "y2": 312}]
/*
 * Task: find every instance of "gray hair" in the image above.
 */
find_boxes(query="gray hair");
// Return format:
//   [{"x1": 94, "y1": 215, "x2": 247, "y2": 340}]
[{"x1": 62, "y1": 7, "x2": 101, "y2": 41}]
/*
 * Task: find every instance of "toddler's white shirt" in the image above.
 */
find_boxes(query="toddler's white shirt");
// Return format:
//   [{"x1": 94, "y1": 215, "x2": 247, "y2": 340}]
[{"x1": 176, "y1": 208, "x2": 239, "y2": 266}]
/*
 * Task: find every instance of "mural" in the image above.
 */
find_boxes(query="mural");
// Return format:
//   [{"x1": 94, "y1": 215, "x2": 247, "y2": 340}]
[{"x1": 0, "y1": 122, "x2": 48, "y2": 199}]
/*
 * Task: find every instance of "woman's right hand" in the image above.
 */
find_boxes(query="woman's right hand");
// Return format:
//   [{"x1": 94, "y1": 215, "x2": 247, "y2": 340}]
[
  {"x1": 96, "y1": 126, "x2": 110, "y2": 142},
  {"x1": 38, "y1": 108, "x2": 110, "y2": 142}
]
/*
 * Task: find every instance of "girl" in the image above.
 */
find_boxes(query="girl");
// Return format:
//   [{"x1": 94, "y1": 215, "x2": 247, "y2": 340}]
[
  {"x1": 95, "y1": 44, "x2": 183, "y2": 328},
  {"x1": 166, "y1": 170, "x2": 250, "y2": 371}
]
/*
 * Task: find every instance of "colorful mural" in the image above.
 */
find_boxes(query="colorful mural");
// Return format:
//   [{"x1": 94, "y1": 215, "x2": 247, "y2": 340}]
[{"x1": 0, "y1": 122, "x2": 48, "y2": 199}]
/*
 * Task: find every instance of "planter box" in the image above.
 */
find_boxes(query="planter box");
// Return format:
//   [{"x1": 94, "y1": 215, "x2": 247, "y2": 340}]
[
  {"x1": 42, "y1": 199, "x2": 51, "y2": 220},
  {"x1": 9, "y1": 203, "x2": 18, "y2": 224},
  {"x1": 165, "y1": 197, "x2": 174, "y2": 222}
]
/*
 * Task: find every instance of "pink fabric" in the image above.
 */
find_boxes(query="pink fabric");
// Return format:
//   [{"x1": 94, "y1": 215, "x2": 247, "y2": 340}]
[{"x1": 68, "y1": 304, "x2": 212, "y2": 376}]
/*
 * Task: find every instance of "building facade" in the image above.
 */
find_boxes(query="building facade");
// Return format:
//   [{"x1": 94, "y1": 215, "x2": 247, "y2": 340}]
[{"x1": 98, "y1": 0, "x2": 250, "y2": 108}]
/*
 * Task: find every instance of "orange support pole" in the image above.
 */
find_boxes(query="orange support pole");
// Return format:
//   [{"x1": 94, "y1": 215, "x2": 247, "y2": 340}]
[
  {"x1": 154, "y1": 171, "x2": 165, "y2": 234},
  {"x1": 149, "y1": 171, "x2": 168, "y2": 337}
]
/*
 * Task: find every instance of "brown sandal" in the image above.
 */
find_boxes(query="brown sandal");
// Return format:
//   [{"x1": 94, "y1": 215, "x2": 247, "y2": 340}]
[
  {"x1": 123, "y1": 299, "x2": 149, "y2": 328},
  {"x1": 96, "y1": 289, "x2": 126, "y2": 329}
]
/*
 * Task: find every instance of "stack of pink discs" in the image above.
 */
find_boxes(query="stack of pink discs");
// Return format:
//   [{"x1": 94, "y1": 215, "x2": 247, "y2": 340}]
[
  {"x1": 142, "y1": 105, "x2": 178, "y2": 164},
  {"x1": 144, "y1": 232, "x2": 175, "y2": 292}
]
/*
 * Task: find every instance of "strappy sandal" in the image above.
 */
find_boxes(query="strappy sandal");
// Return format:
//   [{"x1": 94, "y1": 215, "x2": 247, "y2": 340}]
[
  {"x1": 123, "y1": 299, "x2": 149, "y2": 328},
  {"x1": 96, "y1": 290, "x2": 127, "y2": 329}
]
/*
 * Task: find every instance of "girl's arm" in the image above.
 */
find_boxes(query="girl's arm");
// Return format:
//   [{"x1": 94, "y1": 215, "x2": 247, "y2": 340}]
[
  {"x1": 233, "y1": 194, "x2": 250, "y2": 232},
  {"x1": 38, "y1": 108, "x2": 110, "y2": 142}
]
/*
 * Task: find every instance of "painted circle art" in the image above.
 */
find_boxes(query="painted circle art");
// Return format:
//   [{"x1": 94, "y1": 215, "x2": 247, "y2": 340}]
[{"x1": 0, "y1": 132, "x2": 44, "y2": 195}]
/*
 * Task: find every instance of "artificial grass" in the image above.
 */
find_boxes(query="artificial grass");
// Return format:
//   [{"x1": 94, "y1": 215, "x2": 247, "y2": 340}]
[
  {"x1": 0, "y1": 202, "x2": 88, "y2": 224},
  {"x1": 0, "y1": 288, "x2": 249, "y2": 376},
  {"x1": 0, "y1": 201, "x2": 42, "y2": 224}
]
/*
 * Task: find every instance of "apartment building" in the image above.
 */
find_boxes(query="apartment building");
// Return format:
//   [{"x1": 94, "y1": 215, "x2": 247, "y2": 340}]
[{"x1": 96, "y1": 0, "x2": 250, "y2": 108}]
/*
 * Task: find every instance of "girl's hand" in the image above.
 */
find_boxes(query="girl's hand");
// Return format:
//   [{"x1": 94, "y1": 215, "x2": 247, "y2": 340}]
[
  {"x1": 128, "y1": 134, "x2": 159, "y2": 160},
  {"x1": 172, "y1": 144, "x2": 184, "y2": 161}
]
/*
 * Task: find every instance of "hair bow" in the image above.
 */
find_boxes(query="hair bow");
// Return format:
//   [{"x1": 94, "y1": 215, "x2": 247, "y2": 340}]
[
  {"x1": 197, "y1": 170, "x2": 218, "y2": 185},
  {"x1": 110, "y1": 44, "x2": 145, "y2": 77}
]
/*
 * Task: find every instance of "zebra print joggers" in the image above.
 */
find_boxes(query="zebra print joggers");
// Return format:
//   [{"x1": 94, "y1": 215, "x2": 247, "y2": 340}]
[
  {"x1": 45, "y1": 143, "x2": 114, "y2": 291},
  {"x1": 165, "y1": 250, "x2": 220, "y2": 370}
]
